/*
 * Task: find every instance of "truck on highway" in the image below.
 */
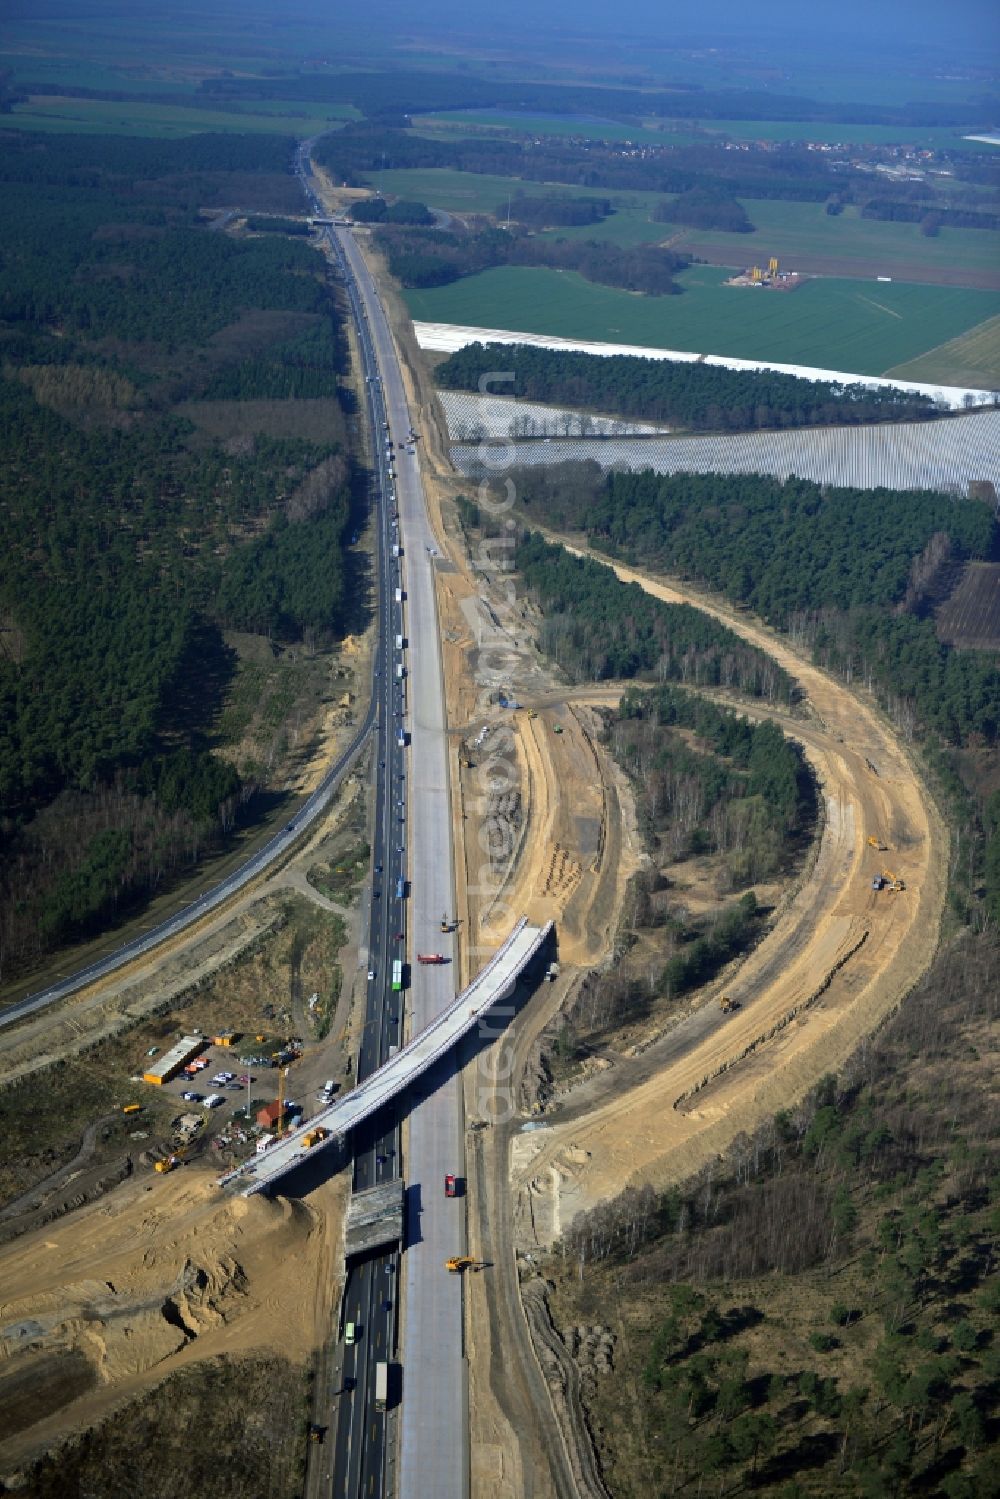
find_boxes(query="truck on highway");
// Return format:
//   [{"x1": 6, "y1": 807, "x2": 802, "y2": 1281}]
[
  {"x1": 396, "y1": 876, "x2": 406, "y2": 900},
  {"x1": 394, "y1": 587, "x2": 404, "y2": 604},
  {"x1": 397, "y1": 729, "x2": 408, "y2": 748},
  {"x1": 417, "y1": 953, "x2": 446, "y2": 965},
  {"x1": 395, "y1": 633, "x2": 404, "y2": 650},
  {"x1": 391, "y1": 959, "x2": 403, "y2": 992},
  {"x1": 375, "y1": 1360, "x2": 388, "y2": 1412}
]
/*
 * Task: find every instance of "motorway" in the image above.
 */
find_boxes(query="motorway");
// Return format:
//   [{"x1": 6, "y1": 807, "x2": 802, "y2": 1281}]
[
  {"x1": 294, "y1": 145, "x2": 470, "y2": 1499},
  {"x1": 333, "y1": 219, "x2": 470, "y2": 1499}
]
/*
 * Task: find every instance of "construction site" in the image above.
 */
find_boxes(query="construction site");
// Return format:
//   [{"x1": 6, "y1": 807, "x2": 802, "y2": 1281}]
[
  {"x1": 726, "y1": 255, "x2": 806, "y2": 290},
  {"x1": 0, "y1": 168, "x2": 954, "y2": 1499}
]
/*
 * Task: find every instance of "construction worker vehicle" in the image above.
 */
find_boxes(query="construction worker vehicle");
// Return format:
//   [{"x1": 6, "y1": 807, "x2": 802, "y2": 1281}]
[
  {"x1": 301, "y1": 1127, "x2": 330, "y2": 1149},
  {"x1": 445, "y1": 1256, "x2": 484, "y2": 1273},
  {"x1": 440, "y1": 913, "x2": 457, "y2": 933}
]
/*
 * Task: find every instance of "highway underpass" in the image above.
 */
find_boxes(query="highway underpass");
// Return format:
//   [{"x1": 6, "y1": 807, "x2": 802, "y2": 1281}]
[{"x1": 218, "y1": 917, "x2": 552, "y2": 1198}]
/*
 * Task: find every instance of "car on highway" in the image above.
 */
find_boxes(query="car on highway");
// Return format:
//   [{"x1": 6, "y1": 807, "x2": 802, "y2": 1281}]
[
  {"x1": 394, "y1": 931, "x2": 404, "y2": 941},
  {"x1": 345, "y1": 1321, "x2": 357, "y2": 1344},
  {"x1": 445, "y1": 1174, "x2": 458, "y2": 1198},
  {"x1": 368, "y1": 968, "x2": 376, "y2": 981}
]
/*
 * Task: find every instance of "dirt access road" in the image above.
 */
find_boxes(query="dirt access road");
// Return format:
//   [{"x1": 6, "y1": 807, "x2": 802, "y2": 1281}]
[{"x1": 509, "y1": 543, "x2": 948, "y2": 1243}]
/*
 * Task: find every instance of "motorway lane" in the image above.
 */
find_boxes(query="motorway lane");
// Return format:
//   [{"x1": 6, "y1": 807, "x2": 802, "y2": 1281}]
[
  {"x1": 313, "y1": 208, "x2": 404, "y2": 1499},
  {"x1": 334, "y1": 226, "x2": 468, "y2": 1499}
]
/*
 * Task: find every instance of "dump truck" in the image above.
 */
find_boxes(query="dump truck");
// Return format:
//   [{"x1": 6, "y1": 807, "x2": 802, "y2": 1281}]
[
  {"x1": 301, "y1": 1127, "x2": 330, "y2": 1149},
  {"x1": 719, "y1": 995, "x2": 739, "y2": 1013},
  {"x1": 417, "y1": 953, "x2": 446, "y2": 964},
  {"x1": 445, "y1": 1256, "x2": 483, "y2": 1273}
]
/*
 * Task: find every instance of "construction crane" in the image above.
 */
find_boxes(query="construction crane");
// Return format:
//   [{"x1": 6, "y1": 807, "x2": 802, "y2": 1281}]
[{"x1": 275, "y1": 1064, "x2": 288, "y2": 1136}]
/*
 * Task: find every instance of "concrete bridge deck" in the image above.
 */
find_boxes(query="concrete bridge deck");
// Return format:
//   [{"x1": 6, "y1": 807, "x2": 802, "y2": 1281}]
[{"x1": 219, "y1": 917, "x2": 552, "y2": 1197}]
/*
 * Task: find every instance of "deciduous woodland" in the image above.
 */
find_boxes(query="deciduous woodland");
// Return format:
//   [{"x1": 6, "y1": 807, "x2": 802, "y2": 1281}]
[{"x1": 0, "y1": 130, "x2": 359, "y2": 979}]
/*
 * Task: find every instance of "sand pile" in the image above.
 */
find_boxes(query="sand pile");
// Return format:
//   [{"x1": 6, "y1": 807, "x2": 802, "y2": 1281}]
[{"x1": 0, "y1": 1170, "x2": 345, "y2": 1467}]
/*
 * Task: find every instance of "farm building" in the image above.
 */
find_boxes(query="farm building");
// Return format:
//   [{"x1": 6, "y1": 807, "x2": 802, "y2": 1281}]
[{"x1": 143, "y1": 1036, "x2": 205, "y2": 1086}]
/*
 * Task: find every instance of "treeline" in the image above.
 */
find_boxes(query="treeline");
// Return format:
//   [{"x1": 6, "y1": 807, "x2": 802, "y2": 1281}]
[
  {"x1": 509, "y1": 465, "x2": 1000, "y2": 744},
  {"x1": 349, "y1": 197, "x2": 434, "y2": 225},
  {"x1": 312, "y1": 123, "x2": 991, "y2": 211},
  {"x1": 375, "y1": 220, "x2": 688, "y2": 295},
  {"x1": 504, "y1": 193, "x2": 614, "y2": 228},
  {"x1": 0, "y1": 127, "x2": 303, "y2": 213},
  {"x1": 557, "y1": 931, "x2": 1000, "y2": 1497},
  {"x1": 436, "y1": 341, "x2": 942, "y2": 430},
  {"x1": 654, "y1": 188, "x2": 755, "y2": 233},
  {"x1": 861, "y1": 197, "x2": 1000, "y2": 232},
  {"x1": 245, "y1": 215, "x2": 312, "y2": 235},
  {"x1": 203, "y1": 67, "x2": 992, "y2": 129},
  {"x1": 515, "y1": 531, "x2": 791, "y2": 701}
]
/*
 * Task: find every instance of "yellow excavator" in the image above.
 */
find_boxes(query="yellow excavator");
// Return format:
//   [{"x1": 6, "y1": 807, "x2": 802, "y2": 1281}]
[
  {"x1": 867, "y1": 835, "x2": 888, "y2": 852},
  {"x1": 882, "y1": 868, "x2": 906, "y2": 892},
  {"x1": 445, "y1": 1256, "x2": 484, "y2": 1273}
]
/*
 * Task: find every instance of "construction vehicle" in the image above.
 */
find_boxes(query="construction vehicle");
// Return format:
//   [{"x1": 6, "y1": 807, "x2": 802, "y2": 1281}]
[
  {"x1": 417, "y1": 953, "x2": 446, "y2": 965},
  {"x1": 719, "y1": 995, "x2": 739, "y2": 1013},
  {"x1": 155, "y1": 1153, "x2": 180, "y2": 1173},
  {"x1": 440, "y1": 913, "x2": 457, "y2": 933},
  {"x1": 526, "y1": 708, "x2": 537, "y2": 719},
  {"x1": 122, "y1": 1103, "x2": 142, "y2": 1115},
  {"x1": 445, "y1": 1256, "x2": 484, "y2": 1273},
  {"x1": 301, "y1": 1127, "x2": 330, "y2": 1149},
  {"x1": 882, "y1": 869, "x2": 906, "y2": 892},
  {"x1": 867, "y1": 835, "x2": 888, "y2": 852}
]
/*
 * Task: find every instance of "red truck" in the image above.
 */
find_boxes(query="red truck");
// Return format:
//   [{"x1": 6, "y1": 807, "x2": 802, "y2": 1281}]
[{"x1": 417, "y1": 953, "x2": 446, "y2": 964}]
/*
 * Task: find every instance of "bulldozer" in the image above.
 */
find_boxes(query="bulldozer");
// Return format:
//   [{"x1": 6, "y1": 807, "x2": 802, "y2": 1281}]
[{"x1": 445, "y1": 1256, "x2": 484, "y2": 1273}]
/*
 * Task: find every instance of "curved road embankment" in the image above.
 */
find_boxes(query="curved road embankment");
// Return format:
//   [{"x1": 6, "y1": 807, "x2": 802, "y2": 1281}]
[{"x1": 510, "y1": 541, "x2": 949, "y2": 1232}]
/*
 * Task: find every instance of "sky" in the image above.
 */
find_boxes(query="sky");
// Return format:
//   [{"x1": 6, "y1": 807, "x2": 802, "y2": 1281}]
[{"x1": 338, "y1": 0, "x2": 999, "y2": 55}]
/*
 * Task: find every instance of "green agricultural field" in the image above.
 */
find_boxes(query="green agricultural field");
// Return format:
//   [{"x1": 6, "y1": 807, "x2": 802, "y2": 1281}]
[
  {"x1": 6, "y1": 95, "x2": 355, "y2": 138},
  {"x1": 368, "y1": 167, "x2": 663, "y2": 216},
  {"x1": 405, "y1": 264, "x2": 1000, "y2": 378},
  {"x1": 886, "y1": 314, "x2": 1000, "y2": 389},
  {"x1": 419, "y1": 109, "x2": 702, "y2": 146},
  {"x1": 666, "y1": 200, "x2": 1000, "y2": 287},
  {"x1": 540, "y1": 210, "x2": 672, "y2": 247}
]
